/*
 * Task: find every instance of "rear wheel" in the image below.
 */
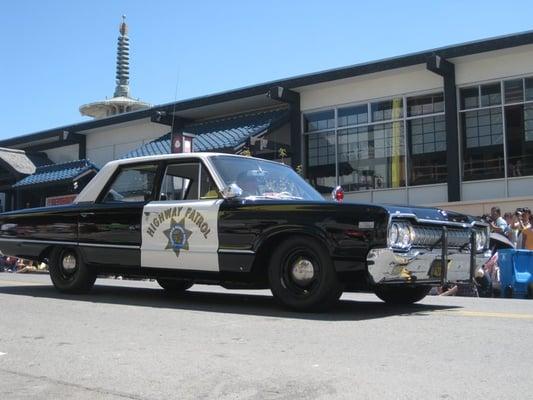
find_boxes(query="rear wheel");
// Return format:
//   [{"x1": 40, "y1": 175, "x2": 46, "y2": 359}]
[
  {"x1": 157, "y1": 278, "x2": 193, "y2": 293},
  {"x1": 373, "y1": 285, "x2": 430, "y2": 305},
  {"x1": 49, "y1": 247, "x2": 96, "y2": 293},
  {"x1": 268, "y1": 237, "x2": 343, "y2": 312}
]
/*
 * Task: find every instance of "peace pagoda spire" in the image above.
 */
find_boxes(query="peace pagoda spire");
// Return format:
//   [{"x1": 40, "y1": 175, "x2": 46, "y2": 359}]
[{"x1": 79, "y1": 16, "x2": 150, "y2": 119}]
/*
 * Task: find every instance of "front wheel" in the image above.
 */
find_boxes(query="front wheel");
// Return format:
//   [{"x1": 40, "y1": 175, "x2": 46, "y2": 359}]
[
  {"x1": 268, "y1": 237, "x2": 343, "y2": 312},
  {"x1": 373, "y1": 285, "x2": 431, "y2": 305},
  {"x1": 49, "y1": 247, "x2": 96, "y2": 293}
]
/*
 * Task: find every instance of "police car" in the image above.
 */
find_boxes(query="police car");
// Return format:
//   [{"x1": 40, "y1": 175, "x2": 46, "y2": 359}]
[{"x1": 0, "y1": 153, "x2": 491, "y2": 311}]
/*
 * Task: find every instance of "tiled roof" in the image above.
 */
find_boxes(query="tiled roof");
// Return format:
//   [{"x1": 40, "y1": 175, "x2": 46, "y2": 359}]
[
  {"x1": 122, "y1": 108, "x2": 289, "y2": 159},
  {"x1": 12, "y1": 160, "x2": 99, "y2": 189}
]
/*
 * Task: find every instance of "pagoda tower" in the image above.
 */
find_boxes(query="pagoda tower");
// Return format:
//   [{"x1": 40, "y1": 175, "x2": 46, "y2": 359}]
[{"x1": 79, "y1": 16, "x2": 150, "y2": 119}]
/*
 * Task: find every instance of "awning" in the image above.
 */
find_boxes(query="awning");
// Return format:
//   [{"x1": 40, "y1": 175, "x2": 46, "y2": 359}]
[
  {"x1": 122, "y1": 108, "x2": 289, "y2": 159},
  {"x1": 12, "y1": 160, "x2": 99, "y2": 189}
]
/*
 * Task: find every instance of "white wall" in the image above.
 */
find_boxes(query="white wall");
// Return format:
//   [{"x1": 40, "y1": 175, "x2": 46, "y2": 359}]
[
  {"x1": 299, "y1": 64, "x2": 442, "y2": 112},
  {"x1": 46, "y1": 144, "x2": 79, "y2": 164},
  {"x1": 84, "y1": 118, "x2": 169, "y2": 167},
  {"x1": 453, "y1": 44, "x2": 533, "y2": 85},
  {"x1": 299, "y1": 44, "x2": 533, "y2": 113}
]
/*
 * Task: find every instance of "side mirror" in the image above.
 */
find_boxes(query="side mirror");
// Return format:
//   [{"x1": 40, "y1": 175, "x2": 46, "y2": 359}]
[{"x1": 221, "y1": 183, "x2": 243, "y2": 199}]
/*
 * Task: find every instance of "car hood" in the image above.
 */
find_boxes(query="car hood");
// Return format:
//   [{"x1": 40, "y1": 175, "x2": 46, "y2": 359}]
[{"x1": 381, "y1": 204, "x2": 473, "y2": 225}]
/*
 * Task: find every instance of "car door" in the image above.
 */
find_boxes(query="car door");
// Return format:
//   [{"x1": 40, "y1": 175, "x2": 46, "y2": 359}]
[
  {"x1": 78, "y1": 162, "x2": 159, "y2": 269},
  {"x1": 141, "y1": 160, "x2": 222, "y2": 271}
]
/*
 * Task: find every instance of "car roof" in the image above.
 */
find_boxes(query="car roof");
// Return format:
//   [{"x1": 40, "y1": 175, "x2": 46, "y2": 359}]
[{"x1": 74, "y1": 152, "x2": 288, "y2": 203}]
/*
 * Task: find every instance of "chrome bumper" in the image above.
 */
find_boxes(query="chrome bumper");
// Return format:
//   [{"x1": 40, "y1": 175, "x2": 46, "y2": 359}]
[{"x1": 366, "y1": 248, "x2": 492, "y2": 285}]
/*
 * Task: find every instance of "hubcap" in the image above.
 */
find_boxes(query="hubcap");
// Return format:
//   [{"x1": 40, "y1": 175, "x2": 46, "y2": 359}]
[
  {"x1": 290, "y1": 258, "x2": 315, "y2": 285},
  {"x1": 61, "y1": 253, "x2": 77, "y2": 274}
]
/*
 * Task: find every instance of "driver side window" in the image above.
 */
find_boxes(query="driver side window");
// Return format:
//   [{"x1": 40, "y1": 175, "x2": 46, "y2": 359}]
[{"x1": 159, "y1": 163, "x2": 220, "y2": 201}]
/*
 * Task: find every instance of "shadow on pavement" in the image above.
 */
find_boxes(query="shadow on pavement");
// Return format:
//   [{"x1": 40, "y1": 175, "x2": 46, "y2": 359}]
[{"x1": 0, "y1": 282, "x2": 460, "y2": 321}]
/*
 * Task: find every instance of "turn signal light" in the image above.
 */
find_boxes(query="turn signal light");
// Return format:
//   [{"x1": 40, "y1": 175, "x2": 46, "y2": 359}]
[{"x1": 331, "y1": 186, "x2": 344, "y2": 202}]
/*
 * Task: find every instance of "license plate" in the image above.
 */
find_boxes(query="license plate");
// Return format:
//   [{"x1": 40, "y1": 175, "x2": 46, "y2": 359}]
[{"x1": 429, "y1": 260, "x2": 443, "y2": 278}]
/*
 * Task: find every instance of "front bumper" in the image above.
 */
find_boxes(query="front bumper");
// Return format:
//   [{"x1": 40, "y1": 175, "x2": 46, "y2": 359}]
[{"x1": 366, "y1": 247, "x2": 491, "y2": 285}]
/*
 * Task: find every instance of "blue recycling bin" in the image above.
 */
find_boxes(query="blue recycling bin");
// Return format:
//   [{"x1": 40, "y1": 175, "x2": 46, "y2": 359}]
[{"x1": 498, "y1": 249, "x2": 533, "y2": 299}]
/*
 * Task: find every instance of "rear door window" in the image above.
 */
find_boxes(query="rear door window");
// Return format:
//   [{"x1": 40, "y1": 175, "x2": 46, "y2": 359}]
[{"x1": 101, "y1": 164, "x2": 158, "y2": 203}]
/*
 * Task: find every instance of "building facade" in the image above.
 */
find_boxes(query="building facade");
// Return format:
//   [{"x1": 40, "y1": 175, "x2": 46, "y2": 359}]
[{"x1": 2, "y1": 30, "x2": 533, "y2": 215}]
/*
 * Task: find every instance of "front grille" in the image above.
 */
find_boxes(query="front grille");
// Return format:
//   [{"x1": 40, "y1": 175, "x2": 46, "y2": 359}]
[{"x1": 412, "y1": 225, "x2": 472, "y2": 248}]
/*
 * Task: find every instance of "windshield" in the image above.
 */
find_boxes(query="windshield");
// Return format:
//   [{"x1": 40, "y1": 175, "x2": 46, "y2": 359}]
[{"x1": 211, "y1": 156, "x2": 324, "y2": 201}]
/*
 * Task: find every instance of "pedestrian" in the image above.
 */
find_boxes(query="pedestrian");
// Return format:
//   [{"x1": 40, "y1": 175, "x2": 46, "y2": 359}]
[
  {"x1": 522, "y1": 208, "x2": 532, "y2": 230},
  {"x1": 509, "y1": 210, "x2": 522, "y2": 248},
  {"x1": 523, "y1": 216, "x2": 533, "y2": 250},
  {"x1": 490, "y1": 207, "x2": 509, "y2": 235}
]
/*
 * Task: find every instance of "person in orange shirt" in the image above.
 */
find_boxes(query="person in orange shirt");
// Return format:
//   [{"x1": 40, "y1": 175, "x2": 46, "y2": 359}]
[{"x1": 522, "y1": 217, "x2": 533, "y2": 250}]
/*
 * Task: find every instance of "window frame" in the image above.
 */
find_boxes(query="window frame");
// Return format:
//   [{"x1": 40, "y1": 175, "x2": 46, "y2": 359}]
[
  {"x1": 457, "y1": 74, "x2": 533, "y2": 183},
  {"x1": 96, "y1": 161, "x2": 161, "y2": 205},
  {"x1": 301, "y1": 89, "x2": 445, "y2": 192},
  {"x1": 157, "y1": 159, "x2": 221, "y2": 202}
]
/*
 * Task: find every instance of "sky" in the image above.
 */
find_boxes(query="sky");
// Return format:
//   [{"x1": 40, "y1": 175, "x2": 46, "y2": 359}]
[{"x1": 1, "y1": 0, "x2": 533, "y2": 140}]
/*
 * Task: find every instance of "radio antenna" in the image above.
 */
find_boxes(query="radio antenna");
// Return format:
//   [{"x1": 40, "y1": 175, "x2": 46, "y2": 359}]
[{"x1": 170, "y1": 67, "x2": 181, "y2": 136}]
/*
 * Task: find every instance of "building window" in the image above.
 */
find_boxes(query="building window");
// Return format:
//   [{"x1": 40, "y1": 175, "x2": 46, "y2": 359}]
[
  {"x1": 406, "y1": 93, "x2": 446, "y2": 186},
  {"x1": 304, "y1": 97, "x2": 408, "y2": 193},
  {"x1": 460, "y1": 87, "x2": 479, "y2": 110},
  {"x1": 338, "y1": 122, "x2": 406, "y2": 191},
  {"x1": 371, "y1": 98, "x2": 403, "y2": 122},
  {"x1": 506, "y1": 103, "x2": 533, "y2": 177},
  {"x1": 504, "y1": 79, "x2": 523, "y2": 104},
  {"x1": 481, "y1": 83, "x2": 501, "y2": 107},
  {"x1": 407, "y1": 92, "x2": 444, "y2": 117},
  {"x1": 460, "y1": 77, "x2": 533, "y2": 181},
  {"x1": 338, "y1": 104, "x2": 367, "y2": 127},
  {"x1": 461, "y1": 108, "x2": 504, "y2": 180},
  {"x1": 303, "y1": 110, "x2": 335, "y2": 132},
  {"x1": 460, "y1": 82, "x2": 505, "y2": 181},
  {"x1": 304, "y1": 112, "x2": 336, "y2": 192}
]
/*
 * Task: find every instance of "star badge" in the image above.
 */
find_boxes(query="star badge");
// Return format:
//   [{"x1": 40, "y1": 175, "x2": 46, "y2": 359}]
[{"x1": 163, "y1": 217, "x2": 193, "y2": 258}]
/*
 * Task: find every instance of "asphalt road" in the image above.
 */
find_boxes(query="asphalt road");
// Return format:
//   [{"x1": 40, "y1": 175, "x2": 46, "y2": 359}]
[{"x1": 0, "y1": 273, "x2": 532, "y2": 400}]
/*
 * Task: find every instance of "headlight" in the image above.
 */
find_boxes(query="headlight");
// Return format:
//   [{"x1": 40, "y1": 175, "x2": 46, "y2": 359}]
[
  {"x1": 388, "y1": 221, "x2": 414, "y2": 249},
  {"x1": 388, "y1": 223, "x2": 399, "y2": 245}
]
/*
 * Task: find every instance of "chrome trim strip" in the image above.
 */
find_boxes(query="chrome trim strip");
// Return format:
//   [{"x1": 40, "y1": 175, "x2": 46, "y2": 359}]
[
  {"x1": 78, "y1": 242, "x2": 140, "y2": 250},
  {"x1": 0, "y1": 237, "x2": 140, "y2": 250},
  {"x1": 389, "y1": 212, "x2": 487, "y2": 228},
  {"x1": 218, "y1": 249, "x2": 255, "y2": 255},
  {"x1": 0, "y1": 238, "x2": 75, "y2": 246}
]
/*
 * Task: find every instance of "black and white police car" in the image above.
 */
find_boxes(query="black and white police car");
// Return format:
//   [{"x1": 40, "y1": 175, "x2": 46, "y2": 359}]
[{"x1": 0, "y1": 153, "x2": 491, "y2": 311}]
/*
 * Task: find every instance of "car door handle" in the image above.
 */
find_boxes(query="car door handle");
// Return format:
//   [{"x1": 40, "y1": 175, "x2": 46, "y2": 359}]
[{"x1": 80, "y1": 212, "x2": 95, "y2": 218}]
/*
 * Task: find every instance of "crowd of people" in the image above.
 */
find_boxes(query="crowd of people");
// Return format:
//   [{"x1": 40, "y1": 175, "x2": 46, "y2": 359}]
[
  {"x1": 484, "y1": 206, "x2": 533, "y2": 249},
  {"x1": 469, "y1": 206, "x2": 533, "y2": 298},
  {"x1": 0, "y1": 256, "x2": 46, "y2": 273}
]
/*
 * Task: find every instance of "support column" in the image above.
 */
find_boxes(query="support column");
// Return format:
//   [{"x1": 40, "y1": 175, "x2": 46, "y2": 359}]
[
  {"x1": 427, "y1": 55, "x2": 461, "y2": 202},
  {"x1": 151, "y1": 112, "x2": 192, "y2": 153},
  {"x1": 267, "y1": 87, "x2": 302, "y2": 170},
  {"x1": 77, "y1": 135, "x2": 86, "y2": 159}
]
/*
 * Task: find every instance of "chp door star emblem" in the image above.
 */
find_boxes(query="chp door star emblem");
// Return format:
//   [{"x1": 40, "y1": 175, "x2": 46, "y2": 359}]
[{"x1": 163, "y1": 217, "x2": 193, "y2": 258}]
